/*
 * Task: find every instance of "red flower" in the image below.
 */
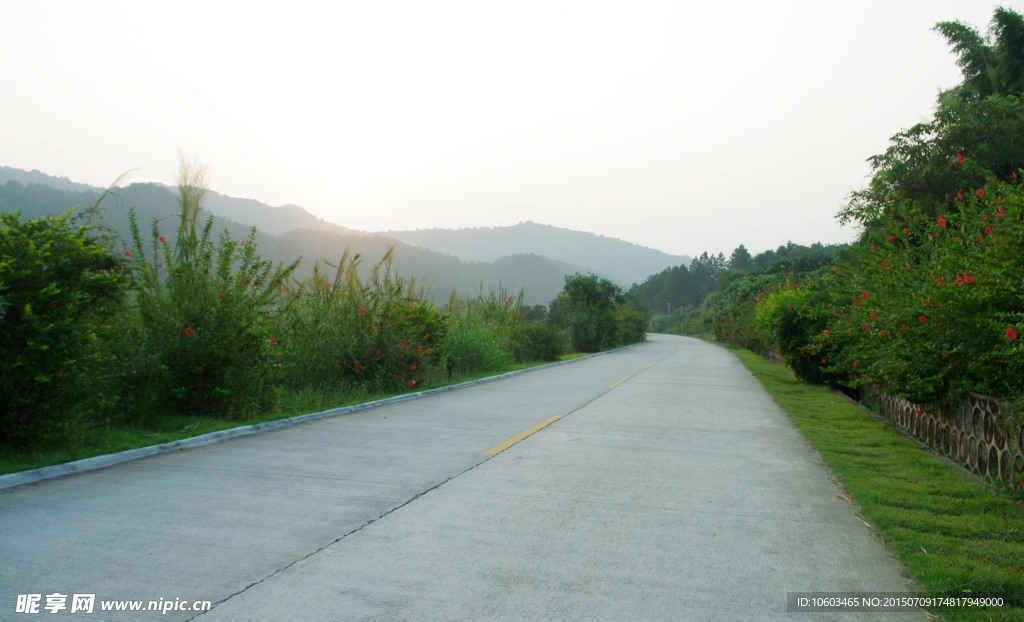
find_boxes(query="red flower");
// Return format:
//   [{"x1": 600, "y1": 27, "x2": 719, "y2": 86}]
[
  {"x1": 904, "y1": 263, "x2": 911, "y2": 270},
  {"x1": 240, "y1": 240, "x2": 246, "y2": 246},
  {"x1": 410, "y1": 365, "x2": 417, "y2": 371},
  {"x1": 956, "y1": 152, "x2": 963, "y2": 164},
  {"x1": 861, "y1": 290, "x2": 869, "y2": 299},
  {"x1": 219, "y1": 293, "x2": 224, "y2": 300},
  {"x1": 185, "y1": 327, "x2": 194, "y2": 336},
  {"x1": 976, "y1": 188, "x2": 985, "y2": 198},
  {"x1": 359, "y1": 307, "x2": 366, "y2": 314},
  {"x1": 158, "y1": 263, "x2": 164, "y2": 269},
  {"x1": 985, "y1": 226, "x2": 993, "y2": 234},
  {"x1": 963, "y1": 274, "x2": 974, "y2": 284},
  {"x1": 870, "y1": 313, "x2": 878, "y2": 319},
  {"x1": 937, "y1": 215, "x2": 947, "y2": 227},
  {"x1": 902, "y1": 227, "x2": 909, "y2": 235},
  {"x1": 158, "y1": 235, "x2": 166, "y2": 243},
  {"x1": 426, "y1": 348, "x2": 433, "y2": 355},
  {"x1": 997, "y1": 206, "x2": 1005, "y2": 217},
  {"x1": 957, "y1": 191, "x2": 964, "y2": 201},
  {"x1": 124, "y1": 249, "x2": 132, "y2": 257},
  {"x1": 354, "y1": 360, "x2": 360, "y2": 366},
  {"x1": 407, "y1": 380, "x2": 416, "y2": 388},
  {"x1": 888, "y1": 234, "x2": 895, "y2": 242},
  {"x1": 1007, "y1": 327, "x2": 1019, "y2": 340},
  {"x1": 919, "y1": 315, "x2": 927, "y2": 323},
  {"x1": 863, "y1": 324, "x2": 871, "y2": 332},
  {"x1": 900, "y1": 324, "x2": 908, "y2": 331},
  {"x1": 269, "y1": 338, "x2": 277, "y2": 345},
  {"x1": 870, "y1": 245, "x2": 876, "y2": 253}
]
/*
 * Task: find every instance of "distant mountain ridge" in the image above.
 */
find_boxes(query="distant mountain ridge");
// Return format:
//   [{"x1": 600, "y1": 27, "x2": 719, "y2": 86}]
[
  {"x1": 0, "y1": 166, "x2": 691, "y2": 304},
  {"x1": 0, "y1": 166, "x2": 358, "y2": 238},
  {"x1": 0, "y1": 166, "x2": 97, "y2": 193},
  {"x1": 382, "y1": 222, "x2": 690, "y2": 287}
]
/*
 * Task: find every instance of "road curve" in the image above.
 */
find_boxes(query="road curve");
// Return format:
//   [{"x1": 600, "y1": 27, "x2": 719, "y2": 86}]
[{"x1": 0, "y1": 335, "x2": 926, "y2": 621}]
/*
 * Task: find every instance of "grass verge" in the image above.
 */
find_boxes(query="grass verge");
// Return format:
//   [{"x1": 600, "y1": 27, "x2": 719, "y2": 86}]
[{"x1": 728, "y1": 346, "x2": 1024, "y2": 621}]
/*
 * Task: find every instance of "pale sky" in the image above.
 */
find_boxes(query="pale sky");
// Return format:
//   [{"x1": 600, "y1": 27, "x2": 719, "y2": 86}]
[{"x1": 2, "y1": 1, "x2": 1018, "y2": 257}]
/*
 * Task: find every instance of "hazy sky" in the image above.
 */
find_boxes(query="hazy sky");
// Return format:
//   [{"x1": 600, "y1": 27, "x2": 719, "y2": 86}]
[{"x1": 2, "y1": 1, "x2": 1018, "y2": 257}]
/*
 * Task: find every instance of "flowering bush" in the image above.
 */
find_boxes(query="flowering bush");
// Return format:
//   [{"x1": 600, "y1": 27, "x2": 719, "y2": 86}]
[
  {"x1": 124, "y1": 161, "x2": 299, "y2": 419},
  {"x1": 713, "y1": 158, "x2": 1023, "y2": 410},
  {"x1": 821, "y1": 172, "x2": 1023, "y2": 403}
]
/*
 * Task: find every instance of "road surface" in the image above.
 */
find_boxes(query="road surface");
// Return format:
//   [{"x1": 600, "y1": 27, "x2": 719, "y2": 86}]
[{"x1": 0, "y1": 334, "x2": 926, "y2": 621}]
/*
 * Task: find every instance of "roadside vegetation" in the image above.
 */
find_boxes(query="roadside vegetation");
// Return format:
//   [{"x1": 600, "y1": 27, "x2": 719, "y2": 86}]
[
  {"x1": 0, "y1": 157, "x2": 647, "y2": 474},
  {"x1": 636, "y1": 8, "x2": 1024, "y2": 416}
]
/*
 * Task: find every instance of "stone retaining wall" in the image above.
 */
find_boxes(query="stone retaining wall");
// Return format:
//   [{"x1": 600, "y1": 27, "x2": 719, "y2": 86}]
[{"x1": 866, "y1": 392, "x2": 1024, "y2": 482}]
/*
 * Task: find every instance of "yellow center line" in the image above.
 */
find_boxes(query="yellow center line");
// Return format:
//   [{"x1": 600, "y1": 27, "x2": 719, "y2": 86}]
[
  {"x1": 609, "y1": 375, "x2": 632, "y2": 389},
  {"x1": 483, "y1": 415, "x2": 562, "y2": 456}
]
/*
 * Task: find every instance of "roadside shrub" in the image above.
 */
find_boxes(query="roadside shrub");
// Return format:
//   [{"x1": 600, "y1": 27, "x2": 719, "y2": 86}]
[
  {"x1": 514, "y1": 321, "x2": 568, "y2": 362},
  {"x1": 124, "y1": 160, "x2": 299, "y2": 419},
  {"x1": 568, "y1": 311, "x2": 606, "y2": 353},
  {"x1": 0, "y1": 210, "x2": 129, "y2": 445},
  {"x1": 552, "y1": 272, "x2": 644, "y2": 352},
  {"x1": 281, "y1": 248, "x2": 445, "y2": 393},
  {"x1": 819, "y1": 174, "x2": 1024, "y2": 404},
  {"x1": 755, "y1": 279, "x2": 840, "y2": 385},
  {"x1": 442, "y1": 286, "x2": 522, "y2": 375},
  {"x1": 712, "y1": 272, "x2": 780, "y2": 354},
  {"x1": 614, "y1": 301, "x2": 649, "y2": 344}
]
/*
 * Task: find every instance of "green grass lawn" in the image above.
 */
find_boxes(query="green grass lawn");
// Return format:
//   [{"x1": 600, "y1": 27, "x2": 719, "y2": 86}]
[{"x1": 728, "y1": 345, "x2": 1024, "y2": 621}]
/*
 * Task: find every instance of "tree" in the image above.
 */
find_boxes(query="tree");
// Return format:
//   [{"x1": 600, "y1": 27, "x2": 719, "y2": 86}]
[
  {"x1": 728, "y1": 245, "x2": 754, "y2": 273},
  {"x1": 840, "y1": 8, "x2": 1024, "y2": 230},
  {"x1": 688, "y1": 252, "x2": 728, "y2": 301},
  {"x1": 933, "y1": 7, "x2": 1024, "y2": 100}
]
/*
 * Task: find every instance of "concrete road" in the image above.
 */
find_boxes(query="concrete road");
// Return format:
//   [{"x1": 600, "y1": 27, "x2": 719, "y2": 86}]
[{"x1": 0, "y1": 335, "x2": 927, "y2": 621}]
